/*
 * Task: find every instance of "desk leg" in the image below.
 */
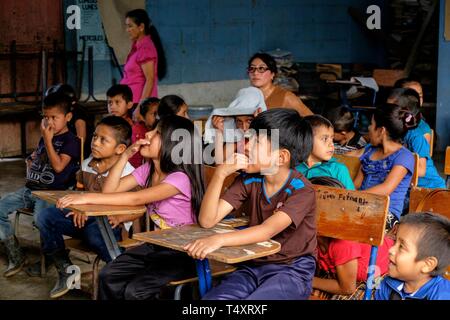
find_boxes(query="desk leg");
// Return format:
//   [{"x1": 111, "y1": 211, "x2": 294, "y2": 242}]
[
  {"x1": 364, "y1": 246, "x2": 379, "y2": 300},
  {"x1": 96, "y1": 216, "x2": 122, "y2": 261},
  {"x1": 202, "y1": 259, "x2": 212, "y2": 292},
  {"x1": 195, "y1": 260, "x2": 206, "y2": 297},
  {"x1": 195, "y1": 259, "x2": 212, "y2": 298}
]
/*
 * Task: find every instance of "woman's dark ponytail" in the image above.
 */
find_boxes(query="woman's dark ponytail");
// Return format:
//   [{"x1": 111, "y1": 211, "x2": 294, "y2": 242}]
[{"x1": 126, "y1": 9, "x2": 167, "y2": 80}]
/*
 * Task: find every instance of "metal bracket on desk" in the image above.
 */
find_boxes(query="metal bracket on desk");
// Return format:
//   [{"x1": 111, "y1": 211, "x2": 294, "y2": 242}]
[
  {"x1": 96, "y1": 216, "x2": 122, "y2": 260},
  {"x1": 364, "y1": 246, "x2": 379, "y2": 300}
]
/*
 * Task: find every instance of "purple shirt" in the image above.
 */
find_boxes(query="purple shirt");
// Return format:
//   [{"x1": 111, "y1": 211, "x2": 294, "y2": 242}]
[
  {"x1": 120, "y1": 35, "x2": 158, "y2": 103},
  {"x1": 132, "y1": 163, "x2": 196, "y2": 227}
]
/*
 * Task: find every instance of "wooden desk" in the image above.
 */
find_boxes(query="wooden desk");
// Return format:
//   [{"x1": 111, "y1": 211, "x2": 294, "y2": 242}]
[
  {"x1": 216, "y1": 216, "x2": 249, "y2": 229},
  {"x1": 31, "y1": 190, "x2": 146, "y2": 216},
  {"x1": 134, "y1": 224, "x2": 280, "y2": 264},
  {"x1": 133, "y1": 224, "x2": 280, "y2": 296},
  {"x1": 32, "y1": 190, "x2": 147, "y2": 260}
]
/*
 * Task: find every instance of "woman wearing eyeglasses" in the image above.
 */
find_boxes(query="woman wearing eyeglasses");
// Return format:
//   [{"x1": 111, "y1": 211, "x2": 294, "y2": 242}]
[{"x1": 247, "y1": 53, "x2": 313, "y2": 116}]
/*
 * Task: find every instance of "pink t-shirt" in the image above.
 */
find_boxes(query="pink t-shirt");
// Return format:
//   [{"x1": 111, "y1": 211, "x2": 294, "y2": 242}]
[
  {"x1": 317, "y1": 238, "x2": 394, "y2": 282},
  {"x1": 132, "y1": 163, "x2": 196, "y2": 227},
  {"x1": 120, "y1": 35, "x2": 158, "y2": 103}
]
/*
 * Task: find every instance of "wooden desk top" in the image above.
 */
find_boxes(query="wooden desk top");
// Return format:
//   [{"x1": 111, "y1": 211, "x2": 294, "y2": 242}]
[
  {"x1": 133, "y1": 224, "x2": 280, "y2": 264},
  {"x1": 215, "y1": 216, "x2": 249, "y2": 229},
  {"x1": 32, "y1": 190, "x2": 147, "y2": 217}
]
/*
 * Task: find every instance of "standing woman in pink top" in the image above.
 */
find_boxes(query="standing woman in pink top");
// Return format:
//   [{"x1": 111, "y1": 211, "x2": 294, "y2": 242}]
[{"x1": 121, "y1": 9, "x2": 166, "y2": 108}]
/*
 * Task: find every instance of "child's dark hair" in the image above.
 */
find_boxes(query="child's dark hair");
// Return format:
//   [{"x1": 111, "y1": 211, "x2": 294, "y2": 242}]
[
  {"x1": 45, "y1": 84, "x2": 77, "y2": 104},
  {"x1": 43, "y1": 92, "x2": 72, "y2": 114},
  {"x1": 126, "y1": 9, "x2": 167, "y2": 79},
  {"x1": 324, "y1": 106, "x2": 354, "y2": 133},
  {"x1": 145, "y1": 115, "x2": 205, "y2": 217},
  {"x1": 250, "y1": 108, "x2": 313, "y2": 168},
  {"x1": 309, "y1": 176, "x2": 345, "y2": 188},
  {"x1": 106, "y1": 84, "x2": 133, "y2": 103},
  {"x1": 140, "y1": 97, "x2": 160, "y2": 118},
  {"x1": 394, "y1": 77, "x2": 422, "y2": 90},
  {"x1": 304, "y1": 114, "x2": 333, "y2": 131},
  {"x1": 158, "y1": 95, "x2": 186, "y2": 119},
  {"x1": 388, "y1": 88, "x2": 421, "y2": 117},
  {"x1": 400, "y1": 212, "x2": 450, "y2": 276},
  {"x1": 97, "y1": 116, "x2": 132, "y2": 146},
  {"x1": 248, "y1": 53, "x2": 278, "y2": 74},
  {"x1": 373, "y1": 103, "x2": 417, "y2": 142}
]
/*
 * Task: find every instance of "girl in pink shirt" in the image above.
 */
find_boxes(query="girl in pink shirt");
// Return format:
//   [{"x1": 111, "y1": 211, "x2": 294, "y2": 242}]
[
  {"x1": 57, "y1": 115, "x2": 205, "y2": 300},
  {"x1": 121, "y1": 9, "x2": 166, "y2": 104}
]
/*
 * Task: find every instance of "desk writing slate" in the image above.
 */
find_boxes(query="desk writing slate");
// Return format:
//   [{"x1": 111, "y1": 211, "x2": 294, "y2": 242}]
[
  {"x1": 32, "y1": 190, "x2": 146, "y2": 216},
  {"x1": 133, "y1": 224, "x2": 280, "y2": 264}
]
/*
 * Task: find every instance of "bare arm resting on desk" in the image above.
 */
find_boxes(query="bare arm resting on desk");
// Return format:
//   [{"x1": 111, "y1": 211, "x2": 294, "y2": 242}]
[
  {"x1": 184, "y1": 211, "x2": 292, "y2": 260},
  {"x1": 56, "y1": 182, "x2": 180, "y2": 208}
]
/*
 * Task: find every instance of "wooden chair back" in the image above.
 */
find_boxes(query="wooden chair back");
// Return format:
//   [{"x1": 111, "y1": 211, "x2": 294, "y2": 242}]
[
  {"x1": 429, "y1": 129, "x2": 434, "y2": 157},
  {"x1": 411, "y1": 153, "x2": 419, "y2": 187},
  {"x1": 313, "y1": 185, "x2": 389, "y2": 246},
  {"x1": 372, "y1": 69, "x2": 405, "y2": 87},
  {"x1": 409, "y1": 187, "x2": 450, "y2": 218},
  {"x1": 409, "y1": 187, "x2": 450, "y2": 280},
  {"x1": 445, "y1": 146, "x2": 450, "y2": 176},
  {"x1": 312, "y1": 185, "x2": 389, "y2": 299},
  {"x1": 334, "y1": 154, "x2": 361, "y2": 180}
]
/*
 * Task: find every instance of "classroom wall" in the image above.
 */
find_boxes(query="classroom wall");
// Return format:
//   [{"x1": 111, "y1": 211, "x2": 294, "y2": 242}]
[
  {"x1": 148, "y1": 0, "x2": 384, "y2": 84},
  {"x1": 65, "y1": 0, "x2": 385, "y2": 105},
  {"x1": 436, "y1": 0, "x2": 450, "y2": 151}
]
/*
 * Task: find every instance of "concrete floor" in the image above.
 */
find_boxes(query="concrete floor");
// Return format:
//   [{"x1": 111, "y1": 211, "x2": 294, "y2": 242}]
[{"x1": 0, "y1": 158, "x2": 97, "y2": 300}]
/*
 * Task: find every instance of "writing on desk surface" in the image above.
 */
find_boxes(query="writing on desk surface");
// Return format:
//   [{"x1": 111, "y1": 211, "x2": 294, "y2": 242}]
[{"x1": 138, "y1": 225, "x2": 280, "y2": 262}]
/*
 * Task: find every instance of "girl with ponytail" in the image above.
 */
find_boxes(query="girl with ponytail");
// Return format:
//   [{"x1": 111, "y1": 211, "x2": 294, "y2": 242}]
[
  {"x1": 353, "y1": 103, "x2": 416, "y2": 231},
  {"x1": 388, "y1": 89, "x2": 446, "y2": 189}
]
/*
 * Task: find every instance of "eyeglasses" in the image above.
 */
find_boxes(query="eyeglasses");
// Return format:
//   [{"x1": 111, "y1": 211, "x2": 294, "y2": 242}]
[{"x1": 247, "y1": 66, "x2": 270, "y2": 74}]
